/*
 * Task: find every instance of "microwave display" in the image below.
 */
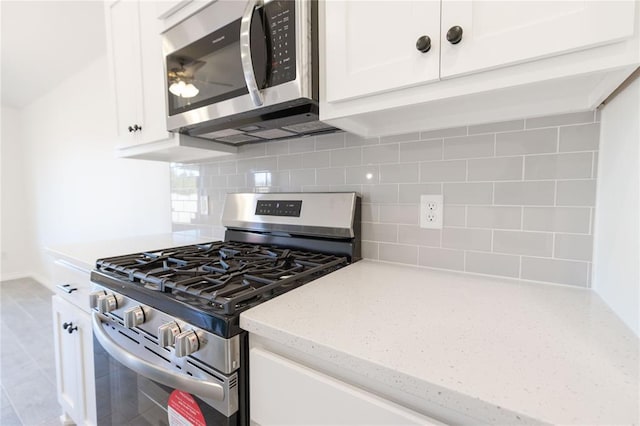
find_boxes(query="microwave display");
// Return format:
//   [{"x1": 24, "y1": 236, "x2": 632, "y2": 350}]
[{"x1": 166, "y1": 1, "x2": 296, "y2": 117}]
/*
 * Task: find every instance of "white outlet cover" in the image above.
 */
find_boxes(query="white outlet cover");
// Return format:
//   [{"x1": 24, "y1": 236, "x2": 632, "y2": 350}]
[{"x1": 420, "y1": 194, "x2": 443, "y2": 229}]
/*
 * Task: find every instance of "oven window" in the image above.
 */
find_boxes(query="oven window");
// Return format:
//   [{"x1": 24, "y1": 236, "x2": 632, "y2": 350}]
[{"x1": 166, "y1": 12, "x2": 269, "y2": 117}]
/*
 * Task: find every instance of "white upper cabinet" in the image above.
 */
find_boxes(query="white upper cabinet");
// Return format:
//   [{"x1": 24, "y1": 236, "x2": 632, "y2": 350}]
[
  {"x1": 321, "y1": 0, "x2": 640, "y2": 137},
  {"x1": 325, "y1": 1, "x2": 440, "y2": 102},
  {"x1": 107, "y1": 0, "x2": 144, "y2": 146},
  {"x1": 105, "y1": 0, "x2": 236, "y2": 163},
  {"x1": 440, "y1": 1, "x2": 636, "y2": 78}
]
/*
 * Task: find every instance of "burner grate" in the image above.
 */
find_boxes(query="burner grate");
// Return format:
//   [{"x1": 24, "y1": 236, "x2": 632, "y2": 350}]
[{"x1": 96, "y1": 241, "x2": 348, "y2": 315}]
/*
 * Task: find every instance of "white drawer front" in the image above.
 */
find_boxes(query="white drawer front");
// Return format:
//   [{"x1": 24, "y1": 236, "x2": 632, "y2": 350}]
[{"x1": 52, "y1": 259, "x2": 92, "y2": 312}]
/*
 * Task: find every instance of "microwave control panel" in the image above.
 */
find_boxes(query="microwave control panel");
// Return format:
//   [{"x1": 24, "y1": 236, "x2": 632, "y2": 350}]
[{"x1": 265, "y1": 1, "x2": 296, "y2": 87}]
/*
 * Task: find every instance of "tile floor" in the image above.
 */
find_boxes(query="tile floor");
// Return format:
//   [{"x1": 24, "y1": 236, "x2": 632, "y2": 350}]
[{"x1": 0, "y1": 278, "x2": 62, "y2": 425}]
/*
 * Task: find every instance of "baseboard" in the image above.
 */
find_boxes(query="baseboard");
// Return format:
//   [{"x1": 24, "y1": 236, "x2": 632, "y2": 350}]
[{"x1": 31, "y1": 273, "x2": 54, "y2": 290}]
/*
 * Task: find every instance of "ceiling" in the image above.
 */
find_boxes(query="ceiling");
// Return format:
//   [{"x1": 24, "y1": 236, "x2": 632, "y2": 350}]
[{"x1": 1, "y1": 1, "x2": 106, "y2": 109}]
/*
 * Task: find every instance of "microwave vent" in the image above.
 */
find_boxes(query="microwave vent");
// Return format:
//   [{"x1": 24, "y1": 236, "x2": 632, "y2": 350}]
[
  {"x1": 283, "y1": 121, "x2": 335, "y2": 133},
  {"x1": 251, "y1": 129, "x2": 297, "y2": 139}
]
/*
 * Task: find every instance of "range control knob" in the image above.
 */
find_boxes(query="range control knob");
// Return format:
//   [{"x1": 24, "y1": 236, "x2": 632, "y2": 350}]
[
  {"x1": 89, "y1": 290, "x2": 107, "y2": 309},
  {"x1": 97, "y1": 294, "x2": 118, "y2": 313},
  {"x1": 158, "y1": 322, "x2": 181, "y2": 347},
  {"x1": 123, "y1": 306, "x2": 146, "y2": 328},
  {"x1": 174, "y1": 330, "x2": 201, "y2": 358}
]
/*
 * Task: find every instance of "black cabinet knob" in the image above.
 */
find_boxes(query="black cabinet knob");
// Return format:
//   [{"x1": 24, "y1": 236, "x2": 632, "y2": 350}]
[
  {"x1": 63, "y1": 322, "x2": 78, "y2": 334},
  {"x1": 128, "y1": 126, "x2": 134, "y2": 133},
  {"x1": 133, "y1": 124, "x2": 142, "y2": 132},
  {"x1": 415, "y1": 35, "x2": 431, "y2": 53},
  {"x1": 446, "y1": 26, "x2": 463, "y2": 44}
]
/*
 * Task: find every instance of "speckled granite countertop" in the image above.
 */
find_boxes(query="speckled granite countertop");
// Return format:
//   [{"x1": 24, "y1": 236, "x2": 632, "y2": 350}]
[{"x1": 240, "y1": 260, "x2": 639, "y2": 425}]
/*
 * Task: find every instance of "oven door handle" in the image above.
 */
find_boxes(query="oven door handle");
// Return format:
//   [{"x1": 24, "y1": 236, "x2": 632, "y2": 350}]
[
  {"x1": 92, "y1": 312, "x2": 225, "y2": 402},
  {"x1": 240, "y1": 0, "x2": 264, "y2": 107}
]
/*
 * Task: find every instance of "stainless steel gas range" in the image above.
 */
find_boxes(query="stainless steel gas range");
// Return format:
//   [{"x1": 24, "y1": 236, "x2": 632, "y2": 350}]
[{"x1": 89, "y1": 192, "x2": 360, "y2": 425}]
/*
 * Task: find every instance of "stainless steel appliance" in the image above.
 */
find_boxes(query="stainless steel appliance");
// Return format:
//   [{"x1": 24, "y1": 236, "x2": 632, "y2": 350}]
[
  {"x1": 90, "y1": 192, "x2": 360, "y2": 425},
  {"x1": 162, "y1": 0, "x2": 336, "y2": 146}
]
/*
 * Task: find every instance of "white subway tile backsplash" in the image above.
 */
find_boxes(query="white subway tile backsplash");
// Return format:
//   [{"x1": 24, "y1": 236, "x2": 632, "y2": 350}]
[
  {"x1": 379, "y1": 205, "x2": 419, "y2": 225},
  {"x1": 399, "y1": 140, "x2": 443, "y2": 162},
  {"x1": 467, "y1": 206, "x2": 521, "y2": 229},
  {"x1": 362, "y1": 222, "x2": 397, "y2": 243},
  {"x1": 330, "y1": 147, "x2": 362, "y2": 167},
  {"x1": 442, "y1": 228, "x2": 492, "y2": 251},
  {"x1": 495, "y1": 128, "x2": 557, "y2": 156},
  {"x1": 494, "y1": 181, "x2": 555, "y2": 205},
  {"x1": 174, "y1": 111, "x2": 600, "y2": 288},
  {"x1": 556, "y1": 180, "x2": 597, "y2": 206},
  {"x1": 361, "y1": 241, "x2": 379, "y2": 259},
  {"x1": 363, "y1": 144, "x2": 400, "y2": 164},
  {"x1": 465, "y1": 252, "x2": 520, "y2": 278},
  {"x1": 379, "y1": 243, "x2": 418, "y2": 264},
  {"x1": 554, "y1": 234, "x2": 593, "y2": 261},
  {"x1": 443, "y1": 205, "x2": 466, "y2": 227},
  {"x1": 493, "y1": 230, "x2": 553, "y2": 257},
  {"x1": 398, "y1": 183, "x2": 442, "y2": 203},
  {"x1": 362, "y1": 184, "x2": 399, "y2": 203},
  {"x1": 398, "y1": 226, "x2": 441, "y2": 246},
  {"x1": 219, "y1": 161, "x2": 237, "y2": 175},
  {"x1": 380, "y1": 163, "x2": 419, "y2": 183},
  {"x1": 468, "y1": 119, "x2": 524, "y2": 135},
  {"x1": 524, "y1": 153, "x2": 592, "y2": 180},
  {"x1": 315, "y1": 133, "x2": 346, "y2": 150},
  {"x1": 289, "y1": 137, "x2": 315, "y2": 153},
  {"x1": 278, "y1": 154, "x2": 303, "y2": 170},
  {"x1": 418, "y1": 247, "x2": 465, "y2": 271},
  {"x1": 420, "y1": 126, "x2": 467, "y2": 140},
  {"x1": 302, "y1": 151, "x2": 331, "y2": 168},
  {"x1": 444, "y1": 183, "x2": 493, "y2": 205},
  {"x1": 361, "y1": 204, "x2": 379, "y2": 222},
  {"x1": 525, "y1": 111, "x2": 595, "y2": 129},
  {"x1": 316, "y1": 168, "x2": 345, "y2": 185},
  {"x1": 346, "y1": 165, "x2": 380, "y2": 184},
  {"x1": 444, "y1": 134, "x2": 494, "y2": 159},
  {"x1": 290, "y1": 169, "x2": 315, "y2": 186},
  {"x1": 559, "y1": 123, "x2": 600, "y2": 152},
  {"x1": 521, "y1": 257, "x2": 589, "y2": 287},
  {"x1": 420, "y1": 160, "x2": 466, "y2": 182},
  {"x1": 467, "y1": 156, "x2": 522, "y2": 181},
  {"x1": 266, "y1": 141, "x2": 289, "y2": 156},
  {"x1": 523, "y1": 207, "x2": 591, "y2": 233}
]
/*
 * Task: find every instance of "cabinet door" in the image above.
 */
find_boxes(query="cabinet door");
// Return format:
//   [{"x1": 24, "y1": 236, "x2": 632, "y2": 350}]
[
  {"x1": 106, "y1": 0, "x2": 144, "y2": 147},
  {"x1": 440, "y1": 1, "x2": 636, "y2": 78},
  {"x1": 138, "y1": 1, "x2": 173, "y2": 144},
  {"x1": 324, "y1": 1, "x2": 440, "y2": 103},
  {"x1": 250, "y1": 348, "x2": 441, "y2": 425},
  {"x1": 52, "y1": 296, "x2": 96, "y2": 426}
]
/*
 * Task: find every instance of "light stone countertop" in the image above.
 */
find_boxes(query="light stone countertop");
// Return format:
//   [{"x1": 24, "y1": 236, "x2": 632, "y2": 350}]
[
  {"x1": 240, "y1": 260, "x2": 640, "y2": 425},
  {"x1": 45, "y1": 230, "x2": 215, "y2": 272}
]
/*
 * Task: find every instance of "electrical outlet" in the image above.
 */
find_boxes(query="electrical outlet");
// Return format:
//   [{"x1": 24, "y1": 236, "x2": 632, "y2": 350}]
[{"x1": 420, "y1": 194, "x2": 443, "y2": 229}]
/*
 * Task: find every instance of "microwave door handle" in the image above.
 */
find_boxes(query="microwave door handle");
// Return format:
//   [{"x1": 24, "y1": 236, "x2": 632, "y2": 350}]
[
  {"x1": 240, "y1": 0, "x2": 264, "y2": 107},
  {"x1": 92, "y1": 312, "x2": 225, "y2": 402}
]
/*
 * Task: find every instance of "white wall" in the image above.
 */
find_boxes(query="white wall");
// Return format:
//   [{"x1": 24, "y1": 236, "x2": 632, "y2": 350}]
[
  {"x1": 593, "y1": 76, "x2": 640, "y2": 336},
  {"x1": 18, "y1": 54, "x2": 171, "y2": 286},
  {"x1": 0, "y1": 106, "x2": 33, "y2": 280}
]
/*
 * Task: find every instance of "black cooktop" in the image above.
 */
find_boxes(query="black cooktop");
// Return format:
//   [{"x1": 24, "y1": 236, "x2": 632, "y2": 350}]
[{"x1": 91, "y1": 241, "x2": 348, "y2": 337}]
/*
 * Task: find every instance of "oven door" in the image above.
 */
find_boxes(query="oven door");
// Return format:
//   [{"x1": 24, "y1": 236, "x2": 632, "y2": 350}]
[
  {"x1": 92, "y1": 312, "x2": 241, "y2": 425},
  {"x1": 163, "y1": 0, "x2": 313, "y2": 133}
]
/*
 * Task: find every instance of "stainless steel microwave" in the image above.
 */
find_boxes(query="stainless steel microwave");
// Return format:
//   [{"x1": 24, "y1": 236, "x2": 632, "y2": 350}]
[{"x1": 162, "y1": 0, "x2": 336, "y2": 145}]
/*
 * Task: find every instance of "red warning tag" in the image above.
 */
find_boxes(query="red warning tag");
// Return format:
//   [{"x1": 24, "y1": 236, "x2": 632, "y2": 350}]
[{"x1": 167, "y1": 390, "x2": 206, "y2": 426}]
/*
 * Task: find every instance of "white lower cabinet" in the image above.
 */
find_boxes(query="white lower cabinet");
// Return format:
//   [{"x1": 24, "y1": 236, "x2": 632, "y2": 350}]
[
  {"x1": 250, "y1": 348, "x2": 442, "y2": 425},
  {"x1": 52, "y1": 295, "x2": 96, "y2": 426}
]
